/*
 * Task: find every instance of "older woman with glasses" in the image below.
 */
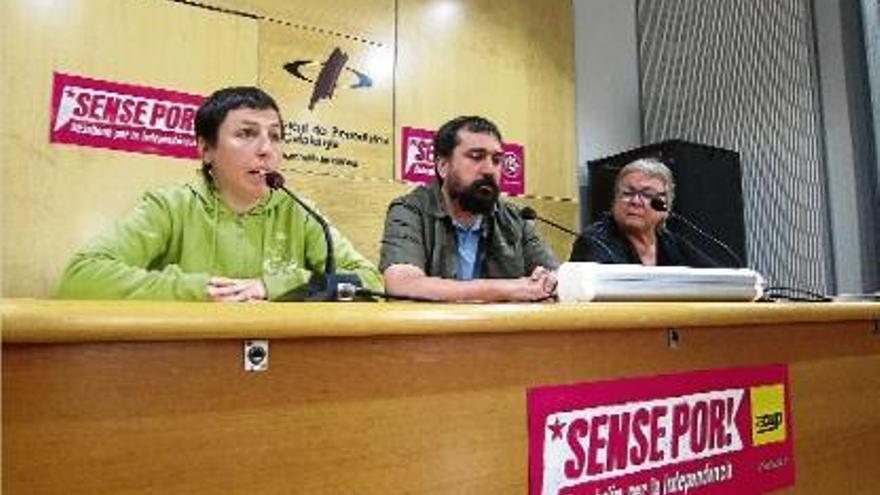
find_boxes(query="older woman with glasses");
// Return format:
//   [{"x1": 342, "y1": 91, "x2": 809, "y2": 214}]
[{"x1": 569, "y1": 158, "x2": 716, "y2": 267}]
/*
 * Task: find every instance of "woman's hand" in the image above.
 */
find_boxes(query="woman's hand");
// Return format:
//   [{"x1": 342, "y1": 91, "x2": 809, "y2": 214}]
[{"x1": 207, "y1": 277, "x2": 268, "y2": 302}]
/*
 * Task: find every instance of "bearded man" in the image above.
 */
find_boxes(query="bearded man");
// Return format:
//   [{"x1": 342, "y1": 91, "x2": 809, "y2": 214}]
[{"x1": 379, "y1": 116, "x2": 558, "y2": 302}]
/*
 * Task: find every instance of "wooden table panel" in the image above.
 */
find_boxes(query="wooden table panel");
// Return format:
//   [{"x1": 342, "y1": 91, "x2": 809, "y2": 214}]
[{"x1": 3, "y1": 299, "x2": 879, "y2": 494}]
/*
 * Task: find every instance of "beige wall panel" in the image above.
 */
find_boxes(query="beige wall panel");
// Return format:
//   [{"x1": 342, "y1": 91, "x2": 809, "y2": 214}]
[
  {"x1": 1, "y1": 0, "x2": 258, "y2": 297},
  {"x1": 281, "y1": 171, "x2": 412, "y2": 263},
  {"x1": 259, "y1": 22, "x2": 394, "y2": 179},
  {"x1": 207, "y1": 0, "x2": 394, "y2": 45},
  {"x1": 396, "y1": 0, "x2": 577, "y2": 200}
]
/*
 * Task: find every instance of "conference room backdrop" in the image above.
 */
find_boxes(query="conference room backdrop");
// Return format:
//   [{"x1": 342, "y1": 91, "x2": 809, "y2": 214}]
[
  {"x1": 6, "y1": 0, "x2": 873, "y2": 299},
  {"x1": 1, "y1": 0, "x2": 577, "y2": 297}
]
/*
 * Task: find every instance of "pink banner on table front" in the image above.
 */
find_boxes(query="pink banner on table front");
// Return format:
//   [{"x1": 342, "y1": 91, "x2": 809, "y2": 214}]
[
  {"x1": 528, "y1": 364, "x2": 794, "y2": 495},
  {"x1": 49, "y1": 72, "x2": 204, "y2": 159},
  {"x1": 400, "y1": 126, "x2": 525, "y2": 195}
]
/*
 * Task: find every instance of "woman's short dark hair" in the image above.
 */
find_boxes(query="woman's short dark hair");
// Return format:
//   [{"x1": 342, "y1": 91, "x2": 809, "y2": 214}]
[{"x1": 195, "y1": 86, "x2": 282, "y2": 183}]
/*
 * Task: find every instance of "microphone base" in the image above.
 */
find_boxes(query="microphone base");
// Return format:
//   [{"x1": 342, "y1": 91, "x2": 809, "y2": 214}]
[
  {"x1": 277, "y1": 273, "x2": 375, "y2": 302},
  {"x1": 309, "y1": 273, "x2": 369, "y2": 302}
]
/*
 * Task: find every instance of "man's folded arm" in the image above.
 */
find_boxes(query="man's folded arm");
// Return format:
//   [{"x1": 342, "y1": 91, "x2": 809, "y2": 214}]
[{"x1": 383, "y1": 263, "x2": 549, "y2": 302}]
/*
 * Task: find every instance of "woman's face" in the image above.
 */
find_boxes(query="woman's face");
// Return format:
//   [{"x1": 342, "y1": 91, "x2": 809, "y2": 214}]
[
  {"x1": 201, "y1": 107, "x2": 282, "y2": 206},
  {"x1": 612, "y1": 171, "x2": 669, "y2": 235}
]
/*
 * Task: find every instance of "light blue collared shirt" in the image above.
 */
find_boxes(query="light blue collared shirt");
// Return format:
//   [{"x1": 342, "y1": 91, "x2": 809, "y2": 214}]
[{"x1": 453, "y1": 216, "x2": 483, "y2": 281}]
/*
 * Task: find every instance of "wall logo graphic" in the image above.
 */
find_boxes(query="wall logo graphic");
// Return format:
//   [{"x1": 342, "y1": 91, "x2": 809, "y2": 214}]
[
  {"x1": 501, "y1": 150, "x2": 523, "y2": 180},
  {"x1": 49, "y1": 72, "x2": 204, "y2": 159},
  {"x1": 284, "y1": 47, "x2": 372, "y2": 110}
]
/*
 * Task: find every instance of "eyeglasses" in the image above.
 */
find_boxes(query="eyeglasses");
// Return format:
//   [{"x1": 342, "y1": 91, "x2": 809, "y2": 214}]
[{"x1": 617, "y1": 188, "x2": 667, "y2": 202}]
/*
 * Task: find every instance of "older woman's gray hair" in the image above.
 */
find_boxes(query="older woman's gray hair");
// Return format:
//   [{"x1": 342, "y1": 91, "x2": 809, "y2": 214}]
[{"x1": 614, "y1": 158, "x2": 676, "y2": 208}]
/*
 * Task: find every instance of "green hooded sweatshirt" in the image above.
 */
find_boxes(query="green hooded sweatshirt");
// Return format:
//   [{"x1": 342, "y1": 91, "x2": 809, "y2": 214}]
[{"x1": 57, "y1": 179, "x2": 383, "y2": 300}]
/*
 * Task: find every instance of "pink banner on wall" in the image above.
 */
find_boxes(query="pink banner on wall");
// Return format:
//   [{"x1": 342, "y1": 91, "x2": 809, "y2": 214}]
[
  {"x1": 528, "y1": 364, "x2": 794, "y2": 495},
  {"x1": 400, "y1": 126, "x2": 525, "y2": 195},
  {"x1": 49, "y1": 72, "x2": 204, "y2": 159}
]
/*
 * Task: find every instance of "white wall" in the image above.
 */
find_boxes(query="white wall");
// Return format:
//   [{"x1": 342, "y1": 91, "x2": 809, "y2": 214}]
[
  {"x1": 814, "y1": 0, "x2": 879, "y2": 293},
  {"x1": 573, "y1": 0, "x2": 642, "y2": 225}
]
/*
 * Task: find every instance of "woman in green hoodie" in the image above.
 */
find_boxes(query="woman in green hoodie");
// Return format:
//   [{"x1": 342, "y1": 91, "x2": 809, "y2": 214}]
[{"x1": 57, "y1": 86, "x2": 382, "y2": 301}]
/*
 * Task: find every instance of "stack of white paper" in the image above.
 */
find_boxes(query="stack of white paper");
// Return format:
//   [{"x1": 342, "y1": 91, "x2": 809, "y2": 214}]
[{"x1": 556, "y1": 262, "x2": 765, "y2": 302}]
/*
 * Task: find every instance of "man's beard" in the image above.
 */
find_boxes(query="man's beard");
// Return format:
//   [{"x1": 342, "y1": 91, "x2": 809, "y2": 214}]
[{"x1": 448, "y1": 175, "x2": 500, "y2": 215}]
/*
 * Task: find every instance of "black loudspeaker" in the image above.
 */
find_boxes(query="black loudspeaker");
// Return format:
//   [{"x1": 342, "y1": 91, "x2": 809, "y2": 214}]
[{"x1": 582, "y1": 140, "x2": 747, "y2": 265}]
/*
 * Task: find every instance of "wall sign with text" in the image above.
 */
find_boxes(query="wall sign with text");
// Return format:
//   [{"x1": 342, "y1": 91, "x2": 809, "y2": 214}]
[
  {"x1": 528, "y1": 364, "x2": 794, "y2": 495},
  {"x1": 400, "y1": 126, "x2": 525, "y2": 195},
  {"x1": 49, "y1": 72, "x2": 203, "y2": 159}
]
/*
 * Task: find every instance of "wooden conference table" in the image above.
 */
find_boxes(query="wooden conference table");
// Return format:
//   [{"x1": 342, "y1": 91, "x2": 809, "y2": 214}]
[{"x1": 3, "y1": 298, "x2": 879, "y2": 494}]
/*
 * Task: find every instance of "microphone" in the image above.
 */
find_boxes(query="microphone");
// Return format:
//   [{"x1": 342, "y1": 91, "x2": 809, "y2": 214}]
[
  {"x1": 522, "y1": 205, "x2": 620, "y2": 265},
  {"x1": 520, "y1": 206, "x2": 579, "y2": 237},
  {"x1": 264, "y1": 171, "x2": 363, "y2": 301},
  {"x1": 649, "y1": 197, "x2": 745, "y2": 267},
  {"x1": 648, "y1": 196, "x2": 668, "y2": 212}
]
